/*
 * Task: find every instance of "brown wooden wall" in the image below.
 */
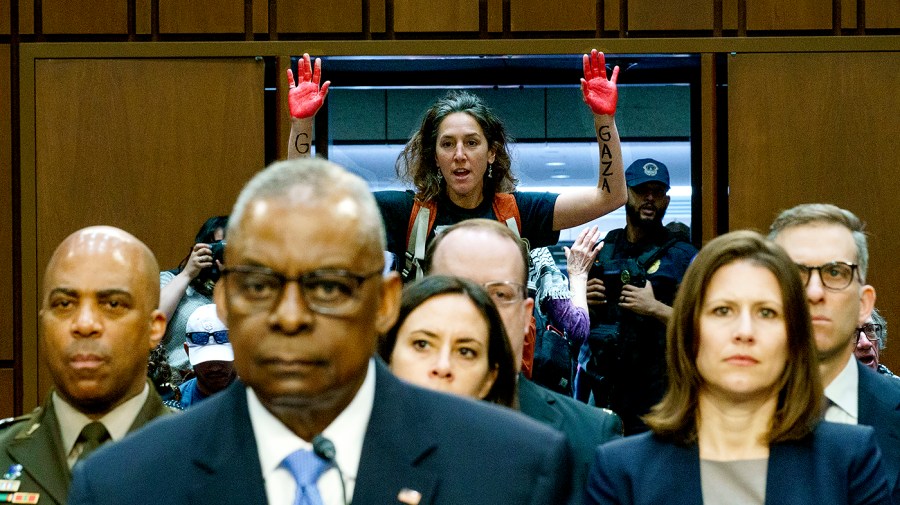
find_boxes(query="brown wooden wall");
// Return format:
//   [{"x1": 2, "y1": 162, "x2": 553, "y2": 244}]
[
  {"x1": 3, "y1": 0, "x2": 900, "y2": 415},
  {"x1": 729, "y1": 51, "x2": 900, "y2": 355}
]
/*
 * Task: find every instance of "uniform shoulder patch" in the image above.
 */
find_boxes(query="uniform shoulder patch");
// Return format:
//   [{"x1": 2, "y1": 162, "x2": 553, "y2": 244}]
[{"x1": 0, "y1": 414, "x2": 32, "y2": 431}]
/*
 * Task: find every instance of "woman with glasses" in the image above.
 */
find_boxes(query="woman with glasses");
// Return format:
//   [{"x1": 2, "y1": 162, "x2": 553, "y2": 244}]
[
  {"x1": 585, "y1": 230, "x2": 891, "y2": 505},
  {"x1": 378, "y1": 275, "x2": 518, "y2": 407}
]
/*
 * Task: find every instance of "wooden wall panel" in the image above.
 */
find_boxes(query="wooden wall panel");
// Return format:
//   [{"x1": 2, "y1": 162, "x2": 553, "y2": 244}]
[
  {"x1": 511, "y1": 0, "x2": 595, "y2": 31},
  {"x1": 276, "y1": 0, "x2": 362, "y2": 33},
  {"x1": 19, "y1": 0, "x2": 34, "y2": 34},
  {"x1": 868, "y1": 0, "x2": 900, "y2": 29},
  {"x1": 159, "y1": 0, "x2": 245, "y2": 33},
  {"x1": 842, "y1": 0, "x2": 858, "y2": 29},
  {"x1": 604, "y1": 0, "x2": 620, "y2": 32},
  {"x1": 746, "y1": 0, "x2": 832, "y2": 30},
  {"x1": 136, "y1": 0, "x2": 152, "y2": 34},
  {"x1": 0, "y1": 369, "x2": 12, "y2": 419},
  {"x1": 369, "y1": 0, "x2": 387, "y2": 33},
  {"x1": 370, "y1": 0, "x2": 386, "y2": 33},
  {"x1": 253, "y1": 0, "x2": 269, "y2": 33},
  {"x1": 0, "y1": 47, "x2": 11, "y2": 361},
  {"x1": 33, "y1": 58, "x2": 266, "y2": 399},
  {"x1": 488, "y1": 0, "x2": 502, "y2": 32},
  {"x1": 41, "y1": 0, "x2": 128, "y2": 34},
  {"x1": 723, "y1": 0, "x2": 738, "y2": 30},
  {"x1": 628, "y1": 0, "x2": 714, "y2": 31},
  {"x1": 0, "y1": 0, "x2": 9, "y2": 34},
  {"x1": 394, "y1": 0, "x2": 479, "y2": 32},
  {"x1": 728, "y1": 52, "x2": 900, "y2": 369}
]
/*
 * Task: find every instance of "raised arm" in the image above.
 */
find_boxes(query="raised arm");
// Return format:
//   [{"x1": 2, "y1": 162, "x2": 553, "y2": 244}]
[
  {"x1": 286, "y1": 53, "x2": 330, "y2": 159},
  {"x1": 564, "y1": 226, "x2": 604, "y2": 316},
  {"x1": 159, "y1": 243, "x2": 212, "y2": 319},
  {"x1": 553, "y1": 50, "x2": 627, "y2": 230}
]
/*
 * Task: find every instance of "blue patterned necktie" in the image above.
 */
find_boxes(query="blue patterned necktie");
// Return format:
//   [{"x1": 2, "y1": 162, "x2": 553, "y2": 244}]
[{"x1": 281, "y1": 449, "x2": 329, "y2": 505}]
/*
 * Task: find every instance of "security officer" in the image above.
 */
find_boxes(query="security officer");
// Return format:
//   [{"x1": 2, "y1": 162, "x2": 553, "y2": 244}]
[
  {"x1": 0, "y1": 226, "x2": 172, "y2": 505},
  {"x1": 576, "y1": 158, "x2": 697, "y2": 435}
]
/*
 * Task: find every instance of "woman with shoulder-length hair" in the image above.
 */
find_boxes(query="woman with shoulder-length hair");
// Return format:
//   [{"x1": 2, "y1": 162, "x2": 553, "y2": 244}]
[
  {"x1": 585, "y1": 230, "x2": 891, "y2": 505},
  {"x1": 379, "y1": 275, "x2": 518, "y2": 407}
]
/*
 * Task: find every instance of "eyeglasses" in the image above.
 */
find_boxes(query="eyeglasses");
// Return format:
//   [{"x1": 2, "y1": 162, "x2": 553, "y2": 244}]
[
  {"x1": 482, "y1": 281, "x2": 525, "y2": 306},
  {"x1": 857, "y1": 323, "x2": 883, "y2": 343},
  {"x1": 796, "y1": 262, "x2": 859, "y2": 291},
  {"x1": 186, "y1": 330, "x2": 229, "y2": 346},
  {"x1": 221, "y1": 265, "x2": 382, "y2": 316}
]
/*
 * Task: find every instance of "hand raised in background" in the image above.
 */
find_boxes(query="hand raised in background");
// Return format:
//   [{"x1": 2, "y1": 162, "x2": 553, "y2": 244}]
[
  {"x1": 565, "y1": 226, "x2": 604, "y2": 277},
  {"x1": 287, "y1": 53, "x2": 330, "y2": 119},
  {"x1": 580, "y1": 49, "x2": 619, "y2": 116}
]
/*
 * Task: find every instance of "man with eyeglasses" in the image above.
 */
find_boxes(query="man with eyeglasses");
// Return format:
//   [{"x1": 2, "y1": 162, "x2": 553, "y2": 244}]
[
  {"x1": 69, "y1": 158, "x2": 573, "y2": 505},
  {"x1": 769, "y1": 203, "x2": 900, "y2": 503},
  {"x1": 0, "y1": 227, "x2": 171, "y2": 505},
  {"x1": 177, "y1": 303, "x2": 237, "y2": 409},
  {"x1": 424, "y1": 218, "x2": 622, "y2": 505},
  {"x1": 855, "y1": 308, "x2": 899, "y2": 379}
]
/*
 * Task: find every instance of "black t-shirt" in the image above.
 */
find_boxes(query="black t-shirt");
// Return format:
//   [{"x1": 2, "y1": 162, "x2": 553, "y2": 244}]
[{"x1": 375, "y1": 189, "x2": 560, "y2": 268}]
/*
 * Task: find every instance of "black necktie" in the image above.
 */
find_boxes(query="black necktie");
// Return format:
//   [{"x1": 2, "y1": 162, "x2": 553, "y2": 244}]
[{"x1": 76, "y1": 421, "x2": 111, "y2": 464}]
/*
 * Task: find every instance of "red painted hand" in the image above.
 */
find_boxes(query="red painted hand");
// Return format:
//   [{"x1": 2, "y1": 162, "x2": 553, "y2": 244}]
[
  {"x1": 580, "y1": 49, "x2": 619, "y2": 116},
  {"x1": 287, "y1": 53, "x2": 330, "y2": 119}
]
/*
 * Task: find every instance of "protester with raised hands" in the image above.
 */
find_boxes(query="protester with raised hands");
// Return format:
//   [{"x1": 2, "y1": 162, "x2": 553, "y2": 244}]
[
  {"x1": 285, "y1": 49, "x2": 627, "y2": 285},
  {"x1": 285, "y1": 53, "x2": 330, "y2": 157}
]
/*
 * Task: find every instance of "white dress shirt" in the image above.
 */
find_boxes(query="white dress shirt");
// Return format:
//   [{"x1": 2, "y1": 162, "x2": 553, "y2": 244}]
[
  {"x1": 248, "y1": 358, "x2": 376, "y2": 505},
  {"x1": 824, "y1": 355, "x2": 859, "y2": 424},
  {"x1": 53, "y1": 383, "x2": 150, "y2": 468}
]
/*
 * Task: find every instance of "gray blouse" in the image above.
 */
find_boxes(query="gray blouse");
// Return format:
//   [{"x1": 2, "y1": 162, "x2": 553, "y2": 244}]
[{"x1": 700, "y1": 458, "x2": 768, "y2": 505}]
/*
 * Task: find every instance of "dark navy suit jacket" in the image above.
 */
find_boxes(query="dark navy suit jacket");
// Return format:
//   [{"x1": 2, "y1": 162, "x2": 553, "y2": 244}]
[
  {"x1": 858, "y1": 360, "x2": 900, "y2": 504},
  {"x1": 68, "y1": 361, "x2": 572, "y2": 505},
  {"x1": 584, "y1": 422, "x2": 891, "y2": 505},
  {"x1": 518, "y1": 377, "x2": 622, "y2": 505}
]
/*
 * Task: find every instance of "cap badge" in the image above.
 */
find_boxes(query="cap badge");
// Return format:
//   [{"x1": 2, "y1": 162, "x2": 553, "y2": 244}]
[
  {"x1": 202, "y1": 321, "x2": 214, "y2": 331},
  {"x1": 643, "y1": 162, "x2": 659, "y2": 177}
]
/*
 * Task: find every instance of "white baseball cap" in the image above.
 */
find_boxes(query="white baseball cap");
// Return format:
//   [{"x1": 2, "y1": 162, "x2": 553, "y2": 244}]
[{"x1": 185, "y1": 304, "x2": 233, "y2": 366}]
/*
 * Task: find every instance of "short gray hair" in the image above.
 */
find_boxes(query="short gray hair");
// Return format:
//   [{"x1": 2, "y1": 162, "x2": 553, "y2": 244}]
[
  {"x1": 768, "y1": 203, "x2": 869, "y2": 282},
  {"x1": 871, "y1": 307, "x2": 888, "y2": 350},
  {"x1": 228, "y1": 157, "x2": 386, "y2": 253}
]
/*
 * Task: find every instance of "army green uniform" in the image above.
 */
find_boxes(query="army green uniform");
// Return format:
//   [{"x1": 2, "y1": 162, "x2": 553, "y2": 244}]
[{"x1": 0, "y1": 383, "x2": 172, "y2": 505}]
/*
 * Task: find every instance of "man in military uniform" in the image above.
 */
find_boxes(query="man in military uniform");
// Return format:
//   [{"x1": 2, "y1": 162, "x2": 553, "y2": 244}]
[
  {"x1": 576, "y1": 158, "x2": 697, "y2": 435},
  {"x1": 0, "y1": 226, "x2": 171, "y2": 505}
]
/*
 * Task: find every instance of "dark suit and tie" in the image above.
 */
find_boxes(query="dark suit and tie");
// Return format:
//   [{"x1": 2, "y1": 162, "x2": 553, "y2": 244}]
[
  {"x1": 69, "y1": 159, "x2": 575, "y2": 505},
  {"x1": 69, "y1": 362, "x2": 572, "y2": 505},
  {"x1": 858, "y1": 360, "x2": 900, "y2": 503},
  {"x1": 518, "y1": 376, "x2": 622, "y2": 504}
]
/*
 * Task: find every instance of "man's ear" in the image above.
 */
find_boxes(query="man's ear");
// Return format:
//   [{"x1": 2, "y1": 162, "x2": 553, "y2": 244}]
[
  {"x1": 859, "y1": 284, "x2": 876, "y2": 325},
  {"x1": 522, "y1": 297, "x2": 535, "y2": 339},
  {"x1": 375, "y1": 271, "x2": 402, "y2": 335},
  {"x1": 148, "y1": 310, "x2": 167, "y2": 351}
]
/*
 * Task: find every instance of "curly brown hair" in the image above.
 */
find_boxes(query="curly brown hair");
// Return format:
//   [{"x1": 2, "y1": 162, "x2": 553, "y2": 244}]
[{"x1": 396, "y1": 91, "x2": 518, "y2": 203}]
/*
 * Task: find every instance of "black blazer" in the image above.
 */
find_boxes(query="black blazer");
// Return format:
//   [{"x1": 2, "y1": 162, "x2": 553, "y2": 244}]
[
  {"x1": 69, "y1": 361, "x2": 573, "y2": 505},
  {"x1": 518, "y1": 377, "x2": 623, "y2": 505},
  {"x1": 585, "y1": 422, "x2": 891, "y2": 505},
  {"x1": 858, "y1": 360, "x2": 900, "y2": 504}
]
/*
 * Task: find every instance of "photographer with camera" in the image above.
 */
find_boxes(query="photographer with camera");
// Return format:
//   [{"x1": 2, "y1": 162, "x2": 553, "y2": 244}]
[
  {"x1": 574, "y1": 159, "x2": 697, "y2": 435},
  {"x1": 159, "y1": 216, "x2": 228, "y2": 383}
]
